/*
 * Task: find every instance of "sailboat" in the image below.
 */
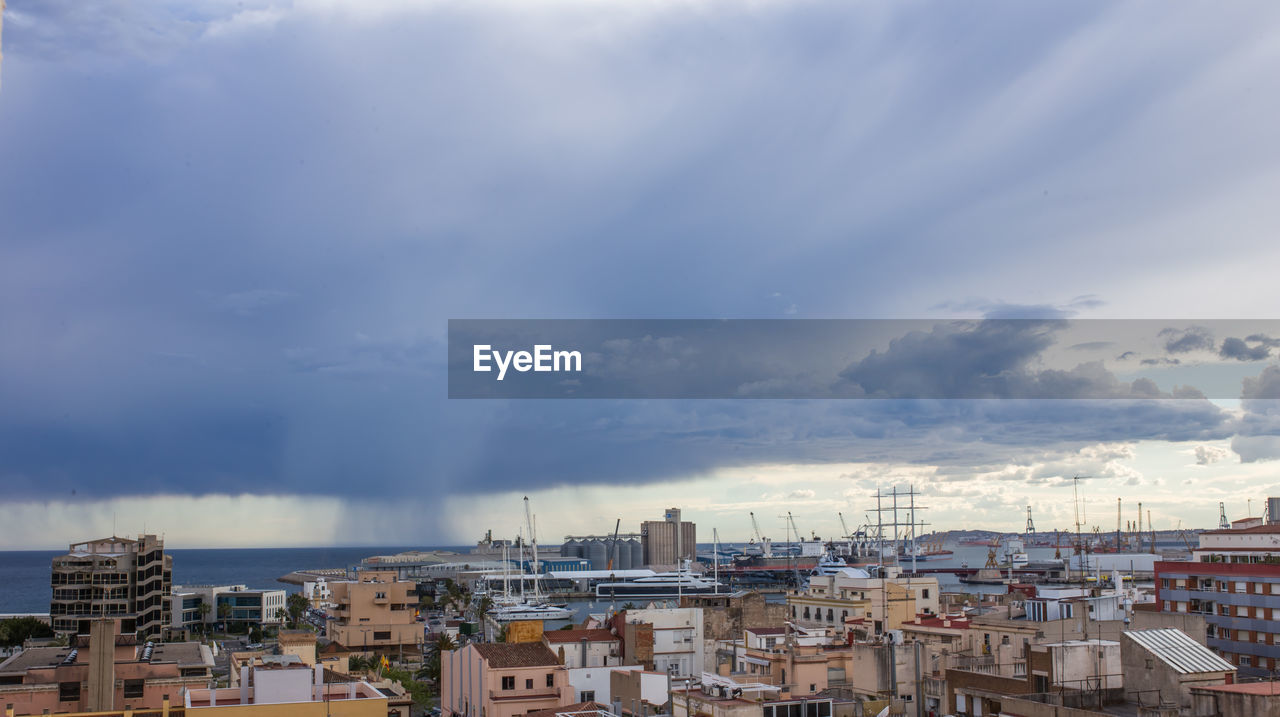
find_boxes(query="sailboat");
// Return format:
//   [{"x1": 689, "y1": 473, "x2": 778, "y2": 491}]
[{"x1": 488, "y1": 498, "x2": 574, "y2": 622}]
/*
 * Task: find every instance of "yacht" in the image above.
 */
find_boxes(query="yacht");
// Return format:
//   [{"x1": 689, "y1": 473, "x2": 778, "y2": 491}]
[
  {"x1": 595, "y1": 561, "x2": 725, "y2": 598},
  {"x1": 488, "y1": 601, "x2": 574, "y2": 622}
]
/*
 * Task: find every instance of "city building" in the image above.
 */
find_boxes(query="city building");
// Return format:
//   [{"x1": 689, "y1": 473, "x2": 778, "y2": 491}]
[
  {"x1": 612, "y1": 607, "x2": 704, "y2": 678},
  {"x1": 168, "y1": 585, "x2": 287, "y2": 634},
  {"x1": 681, "y1": 591, "x2": 786, "y2": 672},
  {"x1": 327, "y1": 571, "x2": 422, "y2": 654},
  {"x1": 182, "y1": 661, "x2": 388, "y2": 717},
  {"x1": 49, "y1": 535, "x2": 172, "y2": 639},
  {"x1": 641, "y1": 509, "x2": 696, "y2": 567},
  {"x1": 1191, "y1": 681, "x2": 1280, "y2": 717},
  {"x1": 787, "y1": 567, "x2": 939, "y2": 636},
  {"x1": 440, "y1": 642, "x2": 572, "y2": 717},
  {"x1": 1155, "y1": 518, "x2": 1280, "y2": 676},
  {"x1": 0, "y1": 618, "x2": 212, "y2": 716},
  {"x1": 544, "y1": 629, "x2": 622, "y2": 669},
  {"x1": 1120, "y1": 628, "x2": 1235, "y2": 714}
]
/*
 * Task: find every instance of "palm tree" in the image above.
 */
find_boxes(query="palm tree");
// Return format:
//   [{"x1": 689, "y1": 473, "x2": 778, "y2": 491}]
[
  {"x1": 198, "y1": 602, "x2": 212, "y2": 633},
  {"x1": 217, "y1": 603, "x2": 232, "y2": 632},
  {"x1": 421, "y1": 632, "x2": 457, "y2": 684},
  {"x1": 474, "y1": 595, "x2": 494, "y2": 620}
]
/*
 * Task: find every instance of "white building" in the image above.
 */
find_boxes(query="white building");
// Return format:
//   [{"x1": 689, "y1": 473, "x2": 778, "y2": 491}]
[
  {"x1": 170, "y1": 585, "x2": 288, "y2": 632},
  {"x1": 626, "y1": 607, "x2": 704, "y2": 677}
]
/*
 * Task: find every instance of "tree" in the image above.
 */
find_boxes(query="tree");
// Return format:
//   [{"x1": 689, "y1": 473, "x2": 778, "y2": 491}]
[
  {"x1": 0, "y1": 617, "x2": 54, "y2": 647},
  {"x1": 217, "y1": 602, "x2": 232, "y2": 631},
  {"x1": 473, "y1": 595, "x2": 494, "y2": 620},
  {"x1": 198, "y1": 602, "x2": 212, "y2": 633},
  {"x1": 421, "y1": 633, "x2": 457, "y2": 685},
  {"x1": 286, "y1": 593, "x2": 309, "y2": 629}
]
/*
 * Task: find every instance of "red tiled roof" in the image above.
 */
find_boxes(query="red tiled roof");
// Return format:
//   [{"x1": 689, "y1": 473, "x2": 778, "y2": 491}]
[
  {"x1": 543, "y1": 629, "x2": 619, "y2": 644},
  {"x1": 472, "y1": 642, "x2": 561, "y2": 668}
]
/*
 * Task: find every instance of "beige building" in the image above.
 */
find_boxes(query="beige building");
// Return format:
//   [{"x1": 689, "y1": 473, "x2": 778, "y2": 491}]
[
  {"x1": 183, "y1": 662, "x2": 388, "y2": 717},
  {"x1": 50, "y1": 535, "x2": 173, "y2": 639},
  {"x1": 787, "y1": 568, "x2": 938, "y2": 636},
  {"x1": 0, "y1": 619, "x2": 212, "y2": 717},
  {"x1": 327, "y1": 570, "x2": 422, "y2": 654},
  {"x1": 440, "y1": 642, "x2": 572, "y2": 717},
  {"x1": 641, "y1": 508, "x2": 696, "y2": 567}
]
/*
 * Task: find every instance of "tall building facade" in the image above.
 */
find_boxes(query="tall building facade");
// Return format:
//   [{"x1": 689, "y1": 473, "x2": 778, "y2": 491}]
[
  {"x1": 50, "y1": 535, "x2": 173, "y2": 639},
  {"x1": 327, "y1": 570, "x2": 422, "y2": 653},
  {"x1": 640, "y1": 507, "x2": 695, "y2": 567},
  {"x1": 1155, "y1": 516, "x2": 1280, "y2": 677}
]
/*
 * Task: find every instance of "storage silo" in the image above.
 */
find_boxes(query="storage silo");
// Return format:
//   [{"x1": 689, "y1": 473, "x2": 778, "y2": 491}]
[
  {"x1": 585, "y1": 539, "x2": 608, "y2": 570},
  {"x1": 560, "y1": 538, "x2": 582, "y2": 558},
  {"x1": 628, "y1": 538, "x2": 643, "y2": 568},
  {"x1": 616, "y1": 540, "x2": 633, "y2": 570}
]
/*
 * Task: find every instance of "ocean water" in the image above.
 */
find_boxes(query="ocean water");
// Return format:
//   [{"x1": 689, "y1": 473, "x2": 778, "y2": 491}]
[{"x1": 0, "y1": 546, "x2": 463, "y2": 614}]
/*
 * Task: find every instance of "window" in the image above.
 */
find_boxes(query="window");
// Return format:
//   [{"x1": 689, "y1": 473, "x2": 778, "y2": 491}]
[
  {"x1": 1145, "y1": 659, "x2": 1153, "y2": 670},
  {"x1": 1161, "y1": 579, "x2": 1169, "y2": 589},
  {"x1": 580, "y1": 691, "x2": 595, "y2": 702},
  {"x1": 60, "y1": 682, "x2": 81, "y2": 702},
  {"x1": 502, "y1": 676, "x2": 515, "y2": 690},
  {"x1": 1242, "y1": 656, "x2": 1253, "y2": 667},
  {"x1": 525, "y1": 678, "x2": 533, "y2": 689},
  {"x1": 809, "y1": 684, "x2": 816, "y2": 693},
  {"x1": 922, "y1": 589, "x2": 930, "y2": 599},
  {"x1": 546, "y1": 673, "x2": 555, "y2": 687},
  {"x1": 123, "y1": 680, "x2": 145, "y2": 699}
]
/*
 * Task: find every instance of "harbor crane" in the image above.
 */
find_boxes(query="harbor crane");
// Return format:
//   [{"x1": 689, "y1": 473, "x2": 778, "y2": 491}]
[
  {"x1": 749, "y1": 511, "x2": 773, "y2": 558},
  {"x1": 606, "y1": 518, "x2": 621, "y2": 571}
]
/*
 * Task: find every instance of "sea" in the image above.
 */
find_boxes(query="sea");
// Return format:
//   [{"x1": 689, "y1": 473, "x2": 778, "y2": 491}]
[{"x1": 0, "y1": 546, "x2": 458, "y2": 614}]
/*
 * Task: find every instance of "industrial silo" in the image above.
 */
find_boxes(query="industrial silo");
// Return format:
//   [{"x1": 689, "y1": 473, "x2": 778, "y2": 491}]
[
  {"x1": 616, "y1": 540, "x2": 633, "y2": 570},
  {"x1": 586, "y1": 539, "x2": 608, "y2": 570},
  {"x1": 628, "y1": 538, "x2": 643, "y2": 568},
  {"x1": 561, "y1": 538, "x2": 581, "y2": 558}
]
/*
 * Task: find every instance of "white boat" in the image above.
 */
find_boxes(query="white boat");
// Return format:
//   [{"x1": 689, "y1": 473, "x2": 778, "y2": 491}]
[
  {"x1": 488, "y1": 602, "x2": 574, "y2": 622},
  {"x1": 595, "y1": 560, "x2": 725, "y2": 598}
]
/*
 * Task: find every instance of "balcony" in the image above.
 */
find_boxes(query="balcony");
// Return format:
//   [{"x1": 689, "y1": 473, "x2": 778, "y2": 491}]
[{"x1": 490, "y1": 686, "x2": 566, "y2": 702}]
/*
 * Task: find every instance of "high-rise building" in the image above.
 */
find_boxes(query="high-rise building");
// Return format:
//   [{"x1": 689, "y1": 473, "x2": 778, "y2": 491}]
[
  {"x1": 640, "y1": 508, "x2": 696, "y2": 567},
  {"x1": 50, "y1": 535, "x2": 173, "y2": 639}
]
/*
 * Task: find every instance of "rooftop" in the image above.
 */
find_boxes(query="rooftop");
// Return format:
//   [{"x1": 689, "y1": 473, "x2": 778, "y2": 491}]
[
  {"x1": 472, "y1": 642, "x2": 561, "y2": 668},
  {"x1": 1202, "y1": 524, "x2": 1280, "y2": 535},
  {"x1": 544, "y1": 629, "x2": 619, "y2": 644},
  {"x1": 1193, "y1": 681, "x2": 1280, "y2": 695},
  {"x1": 1124, "y1": 629, "x2": 1235, "y2": 675}
]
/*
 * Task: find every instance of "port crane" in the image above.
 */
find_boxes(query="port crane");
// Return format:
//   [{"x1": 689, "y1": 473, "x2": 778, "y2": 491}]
[
  {"x1": 606, "y1": 518, "x2": 621, "y2": 571},
  {"x1": 749, "y1": 512, "x2": 773, "y2": 558}
]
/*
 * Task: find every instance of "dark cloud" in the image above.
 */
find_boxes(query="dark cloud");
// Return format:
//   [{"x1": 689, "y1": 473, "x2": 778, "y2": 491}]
[
  {"x1": 1, "y1": 1, "x2": 1279, "y2": 503},
  {"x1": 835, "y1": 320, "x2": 1189, "y2": 399},
  {"x1": 1140, "y1": 357, "x2": 1181, "y2": 366},
  {"x1": 1220, "y1": 337, "x2": 1274, "y2": 361},
  {"x1": 1159, "y1": 326, "x2": 1215, "y2": 354}
]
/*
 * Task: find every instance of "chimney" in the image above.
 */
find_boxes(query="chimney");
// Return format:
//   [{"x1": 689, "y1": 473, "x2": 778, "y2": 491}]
[{"x1": 85, "y1": 619, "x2": 116, "y2": 712}]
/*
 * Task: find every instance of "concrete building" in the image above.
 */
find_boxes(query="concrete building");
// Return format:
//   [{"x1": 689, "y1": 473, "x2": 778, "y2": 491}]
[
  {"x1": 182, "y1": 662, "x2": 388, "y2": 717},
  {"x1": 169, "y1": 585, "x2": 286, "y2": 634},
  {"x1": 681, "y1": 591, "x2": 786, "y2": 672},
  {"x1": 1121, "y1": 628, "x2": 1234, "y2": 713},
  {"x1": 609, "y1": 668, "x2": 671, "y2": 716},
  {"x1": 1156, "y1": 520, "x2": 1280, "y2": 676},
  {"x1": 787, "y1": 568, "x2": 939, "y2": 636},
  {"x1": 0, "y1": 618, "x2": 212, "y2": 716},
  {"x1": 440, "y1": 642, "x2": 572, "y2": 717},
  {"x1": 947, "y1": 639, "x2": 1122, "y2": 716},
  {"x1": 327, "y1": 571, "x2": 422, "y2": 654},
  {"x1": 1191, "y1": 681, "x2": 1280, "y2": 717},
  {"x1": 50, "y1": 535, "x2": 173, "y2": 639},
  {"x1": 544, "y1": 629, "x2": 622, "y2": 669},
  {"x1": 613, "y1": 607, "x2": 704, "y2": 678},
  {"x1": 641, "y1": 509, "x2": 696, "y2": 567}
]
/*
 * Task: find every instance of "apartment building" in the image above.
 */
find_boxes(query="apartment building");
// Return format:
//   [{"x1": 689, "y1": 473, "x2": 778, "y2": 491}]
[
  {"x1": 50, "y1": 535, "x2": 172, "y2": 639},
  {"x1": 327, "y1": 571, "x2": 422, "y2": 654},
  {"x1": 543, "y1": 629, "x2": 622, "y2": 669},
  {"x1": 1155, "y1": 520, "x2": 1280, "y2": 676},
  {"x1": 440, "y1": 642, "x2": 572, "y2": 717},
  {"x1": 787, "y1": 567, "x2": 939, "y2": 636},
  {"x1": 0, "y1": 618, "x2": 212, "y2": 716},
  {"x1": 613, "y1": 607, "x2": 704, "y2": 678}
]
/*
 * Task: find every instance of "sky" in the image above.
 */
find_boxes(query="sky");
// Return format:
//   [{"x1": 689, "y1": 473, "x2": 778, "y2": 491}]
[{"x1": 2, "y1": 0, "x2": 1280, "y2": 549}]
